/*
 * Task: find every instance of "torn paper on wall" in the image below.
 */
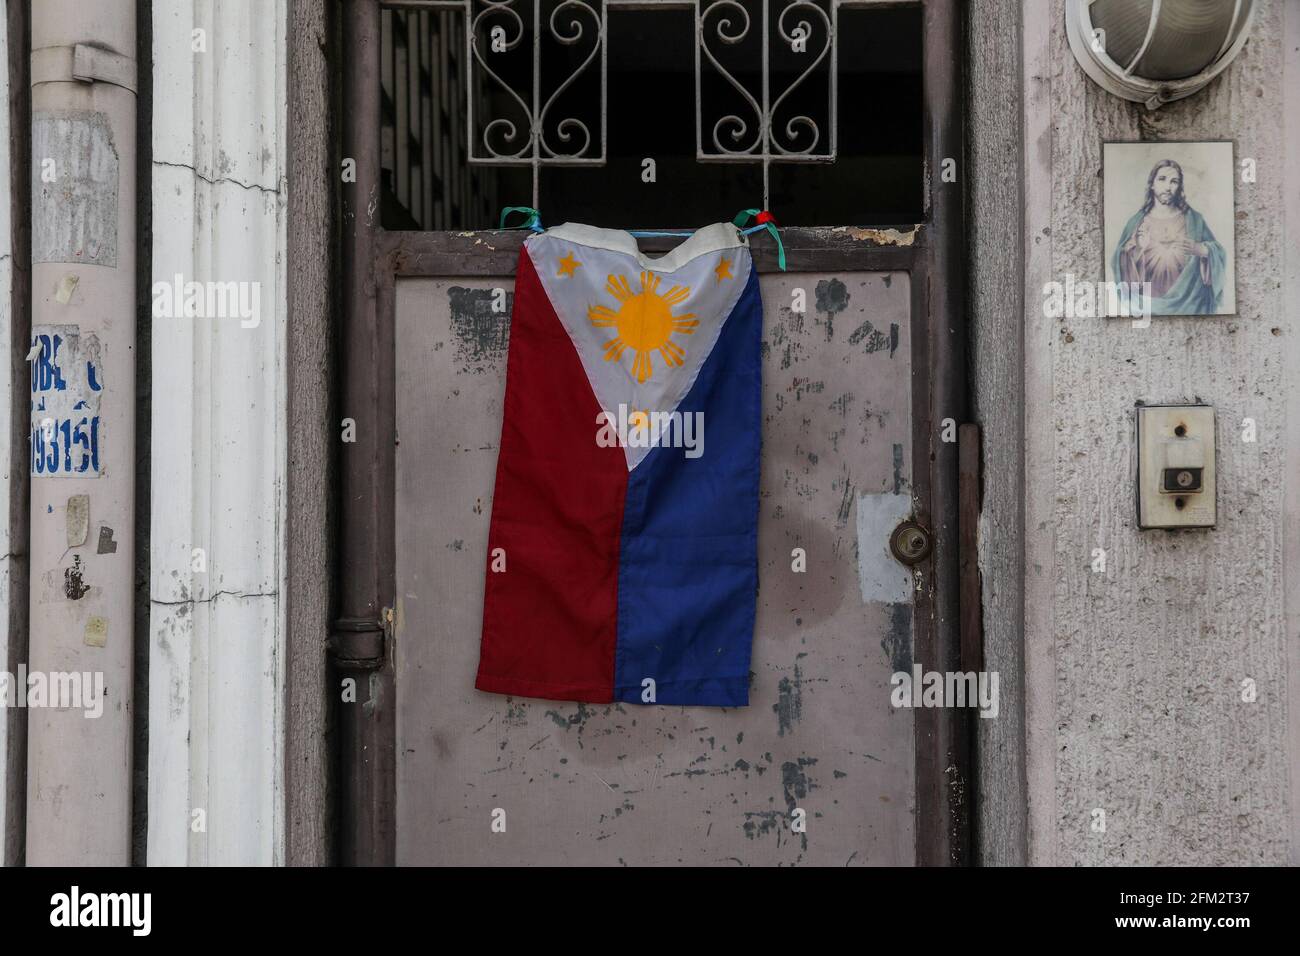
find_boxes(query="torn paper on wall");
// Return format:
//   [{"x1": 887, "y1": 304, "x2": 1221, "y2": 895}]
[{"x1": 30, "y1": 325, "x2": 104, "y2": 477}]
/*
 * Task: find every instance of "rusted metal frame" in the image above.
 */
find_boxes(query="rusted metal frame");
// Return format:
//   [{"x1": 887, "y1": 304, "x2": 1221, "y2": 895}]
[
  {"x1": 914, "y1": 0, "x2": 969, "y2": 866},
  {"x1": 4, "y1": 0, "x2": 31, "y2": 869},
  {"x1": 956, "y1": 421, "x2": 982, "y2": 858},
  {"x1": 958, "y1": 424, "x2": 983, "y2": 676},
  {"x1": 335, "y1": 0, "x2": 397, "y2": 867},
  {"x1": 957, "y1": 422, "x2": 983, "y2": 854}
]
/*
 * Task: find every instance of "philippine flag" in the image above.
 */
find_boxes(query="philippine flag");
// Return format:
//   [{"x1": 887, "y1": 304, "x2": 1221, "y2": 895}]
[{"x1": 475, "y1": 221, "x2": 761, "y2": 707}]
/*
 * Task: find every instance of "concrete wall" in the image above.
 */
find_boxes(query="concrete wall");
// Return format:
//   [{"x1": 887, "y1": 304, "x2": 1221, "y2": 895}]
[
  {"x1": 972, "y1": 0, "x2": 1299, "y2": 865},
  {"x1": 284, "y1": 0, "x2": 333, "y2": 868},
  {"x1": 966, "y1": 0, "x2": 1028, "y2": 866},
  {"x1": 1286, "y1": 0, "x2": 1300, "y2": 872}
]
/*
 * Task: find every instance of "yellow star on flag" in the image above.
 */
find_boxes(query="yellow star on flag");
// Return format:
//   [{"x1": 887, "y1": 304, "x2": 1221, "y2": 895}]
[
  {"x1": 714, "y1": 257, "x2": 733, "y2": 283},
  {"x1": 557, "y1": 251, "x2": 581, "y2": 277}
]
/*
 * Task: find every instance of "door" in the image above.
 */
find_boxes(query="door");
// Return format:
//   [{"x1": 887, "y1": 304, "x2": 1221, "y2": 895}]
[
  {"x1": 334, "y1": 0, "x2": 967, "y2": 866},
  {"x1": 392, "y1": 246, "x2": 919, "y2": 864}
]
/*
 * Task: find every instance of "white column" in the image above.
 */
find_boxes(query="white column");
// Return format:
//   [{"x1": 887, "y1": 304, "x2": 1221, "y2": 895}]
[{"x1": 148, "y1": 0, "x2": 287, "y2": 866}]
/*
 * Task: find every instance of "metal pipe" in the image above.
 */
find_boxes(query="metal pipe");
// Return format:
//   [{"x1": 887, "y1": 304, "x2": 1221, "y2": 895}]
[
  {"x1": 2, "y1": 0, "x2": 32, "y2": 868},
  {"x1": 335, "y1": 0, "x2": 396, "y2": 866},
  {"x1": 26, "y1": 0, "x2": 137, "y2": 865},
  {"x1": 916, "y1": 0, "x2": 970, "y2": 866}
]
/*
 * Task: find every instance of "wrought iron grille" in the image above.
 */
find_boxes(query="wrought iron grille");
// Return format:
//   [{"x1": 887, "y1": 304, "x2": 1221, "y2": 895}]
[
  {"x1": 381, "y1": 0, "x2": 889, "y2": 213},
  {"x1": 696, "y1": 0, "x2": 836, "y2": 174}
]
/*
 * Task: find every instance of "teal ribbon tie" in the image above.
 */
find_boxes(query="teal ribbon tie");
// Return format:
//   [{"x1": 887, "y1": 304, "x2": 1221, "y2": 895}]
[
  {"x1": 733, "y1": 208, "x2": 786, "y2": 271},
  {"x1": 500, "y1": 206, "x2": 544, "y2": 231}
]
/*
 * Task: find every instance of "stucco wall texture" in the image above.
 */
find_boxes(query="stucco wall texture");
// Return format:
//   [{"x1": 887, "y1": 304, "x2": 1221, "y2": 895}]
[{"x1": 1025, "y1": 0, "x2": 1294, "y2": 865}]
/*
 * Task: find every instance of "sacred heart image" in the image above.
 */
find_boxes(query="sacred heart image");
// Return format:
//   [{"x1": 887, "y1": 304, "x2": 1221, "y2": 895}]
[
  {"x1": 1102, "y1": 141, "x2": 1236, "y2": 317},
  {"x1": 475, "y1": 222, "x2": 762, "y2": 706}
]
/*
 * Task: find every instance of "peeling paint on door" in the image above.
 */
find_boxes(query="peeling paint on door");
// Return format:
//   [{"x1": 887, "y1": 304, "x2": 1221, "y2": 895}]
[
  {"x1": 395, "y1": 271, "x2": 916, "y2": 865},
  {"x1": 855, "y1": 493, "x2": 915, "y2": 604},
  {"x1": 773, "y1": 663, "x2": 805, "y2": 737},
  {"x1": 881, "y1": 603, "x2": 914, "y2": 672},
  {"x1": 447, "y1": 286, "x2": 511, "y2": 373}
]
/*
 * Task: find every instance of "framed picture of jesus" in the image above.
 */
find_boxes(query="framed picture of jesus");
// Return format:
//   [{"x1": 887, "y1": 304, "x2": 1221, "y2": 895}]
[{"x1": 1102, "y1": 141, "x2": 1236, "y2": 317}]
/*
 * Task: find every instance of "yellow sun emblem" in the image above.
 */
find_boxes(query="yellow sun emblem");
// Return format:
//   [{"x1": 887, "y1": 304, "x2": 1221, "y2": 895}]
[{"x1": 588, "y1": 271, "x2": 697, "y2": 383}]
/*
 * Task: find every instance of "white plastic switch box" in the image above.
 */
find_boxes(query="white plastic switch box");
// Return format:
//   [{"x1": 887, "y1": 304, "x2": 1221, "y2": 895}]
[{"x1": 1136, "y1": 404, "x2": 1216, "y2": 530}]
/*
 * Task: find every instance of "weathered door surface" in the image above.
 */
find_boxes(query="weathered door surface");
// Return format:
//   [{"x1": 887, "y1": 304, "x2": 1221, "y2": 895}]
[{"x1": 394, "y1": 264, "x2": 916, "y2": 865}]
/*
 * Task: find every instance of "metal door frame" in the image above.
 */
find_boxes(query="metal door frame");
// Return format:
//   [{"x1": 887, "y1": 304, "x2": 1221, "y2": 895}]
[{"x1": 332, "y1": 0, "x2": 968, "y2": 866}]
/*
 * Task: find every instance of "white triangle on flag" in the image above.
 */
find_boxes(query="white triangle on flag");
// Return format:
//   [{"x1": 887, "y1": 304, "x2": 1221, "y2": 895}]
[{"x1": 526, "y1": 222, "x2": 752, "y2": 471}]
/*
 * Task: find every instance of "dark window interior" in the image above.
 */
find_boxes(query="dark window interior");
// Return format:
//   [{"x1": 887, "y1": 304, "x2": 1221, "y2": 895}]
[{"x1": 379, "y1": 2, "x2": 923, "y2": 231}]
